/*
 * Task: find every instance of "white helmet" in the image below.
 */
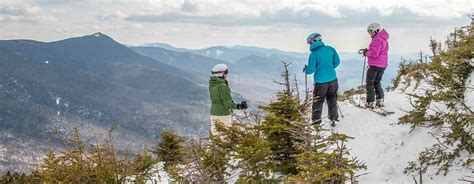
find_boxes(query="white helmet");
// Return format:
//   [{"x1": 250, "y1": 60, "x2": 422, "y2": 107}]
[
  {"x1": 367, "y1": 23, "x2": 381, "y2": 35},
  {"x1": 211, "y1": 64, "x2": 228, "y2": 77}
]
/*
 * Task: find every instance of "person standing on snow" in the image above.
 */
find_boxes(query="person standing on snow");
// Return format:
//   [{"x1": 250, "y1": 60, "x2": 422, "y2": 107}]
[
  {"x1": 359, "y1": 23, "x2": 389, "y2": 109},
  {"x1": 209, "y1": 64, "x2": 247, "y2": 134},
  {"x1": 304, "y1": 33, "x2": 340, "y2": 126}
]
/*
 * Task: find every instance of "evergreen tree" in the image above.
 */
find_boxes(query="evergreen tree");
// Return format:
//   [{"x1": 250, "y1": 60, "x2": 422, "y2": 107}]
[
  {"x1": 154, "y1": 131, "x2": 186, "y2": 170},
  {"x1": 202, "y1": 132, "x2": 233, "y2": 182},
  {"x1": 287, "y1": 103, "x2": 367, "y2": 183},
  {"x1": 214, "y1": 116, "x2": 276, "y2": 183},
  {"x1": 34, "y1": 127, "x2": 157, "y2": 183},
  {"x1": 258, "y1": 62, "x2": 305, "y2": 175},
  {"x1": 157, "y1": 130, "x2": 233, "y2": 183}
]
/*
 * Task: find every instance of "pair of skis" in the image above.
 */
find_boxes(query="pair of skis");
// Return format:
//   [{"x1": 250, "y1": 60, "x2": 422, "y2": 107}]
[{"x1": 349, "y1": 99, "x2": 394, "y2": 116}]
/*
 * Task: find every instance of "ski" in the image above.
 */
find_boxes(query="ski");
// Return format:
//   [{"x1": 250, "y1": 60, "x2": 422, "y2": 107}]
[
  {"x1": 348, "y1": 99, "x2": 389, "y2": 116},
  {"x1": 377, "y1": 107, "x2": 395, "y2": 115},
  {"x1": 354, "y1": 104, "x2": 389, "y2": 116}
]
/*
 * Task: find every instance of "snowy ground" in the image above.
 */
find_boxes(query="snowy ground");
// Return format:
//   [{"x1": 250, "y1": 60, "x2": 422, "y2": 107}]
[{"x1": 323, "y1": 90, "x2": 472, "y2": 184}]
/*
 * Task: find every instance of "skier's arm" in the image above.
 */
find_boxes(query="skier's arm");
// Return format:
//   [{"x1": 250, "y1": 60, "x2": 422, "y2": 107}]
[
  {"x1": 333, "y1": 48, "x2": 340, "y2": 68},
  {"x1": 365, "y1": 38, "x2": 382, "y2": 58},
  {"x1": 305, "y1": 53, "x2": 316, "y2": 74},
  {"x1": 219, "y1": 85, "x2": 237, "y2": 110}
]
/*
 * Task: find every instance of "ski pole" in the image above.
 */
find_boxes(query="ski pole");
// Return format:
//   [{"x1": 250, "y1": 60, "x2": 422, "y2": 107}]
[
  {"x1": 337, "y1": 104, "x2": 344, "y2": 118},
  {"x1": 358, "y1": 56, "x2": 367, "y2": 106},
  {"x1": 304, "y1": 73, "x2": 308, "y2": 102}
]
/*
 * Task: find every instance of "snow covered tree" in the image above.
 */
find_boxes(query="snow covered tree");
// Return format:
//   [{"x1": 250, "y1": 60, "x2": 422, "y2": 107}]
[{"x1": 393, "y1": 22, "x2": 473, "y2": 179}]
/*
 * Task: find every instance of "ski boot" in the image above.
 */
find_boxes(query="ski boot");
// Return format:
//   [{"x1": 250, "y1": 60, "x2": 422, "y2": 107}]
[
  {"x1": 365, "y1": 101, "x2": 375, "y2": 109},
  {"x1": 330, "y1": 119, "x2": 338, "y2": 127},
  {"x1": 376, "y1": 99, "x2": 384, "y2": 107}
]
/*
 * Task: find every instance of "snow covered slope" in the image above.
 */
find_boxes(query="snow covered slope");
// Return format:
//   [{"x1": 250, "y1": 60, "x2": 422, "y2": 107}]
[{"x1": 325, "y1": 89, "x2": 472, "y2": 183}]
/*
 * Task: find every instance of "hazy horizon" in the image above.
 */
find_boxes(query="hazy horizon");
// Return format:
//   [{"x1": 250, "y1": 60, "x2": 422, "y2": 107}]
[{"x1": 1, "y1": 0, "x2": 472, "y2": 54}]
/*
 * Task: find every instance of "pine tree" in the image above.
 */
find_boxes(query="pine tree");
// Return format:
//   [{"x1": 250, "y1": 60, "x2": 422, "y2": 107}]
[
  {"x1": 259, "y1": 62, "x2": 305, "y2": 175},
  {"x1": 154, "y1": 131, "x2": 186, "y2": 170},
  {"x1": 287, "y1": 106, "x2": 367, "y2": 183},
  {"x1": 214, "y1": 115, "x2": 276, "y2": 183},
  {"x1": 202, "y1": 132, "x2": 233, "y2": 182},
  {"x1": 34, "y1": 127, "x2": 157, "y2": 183},
  {"x1": 157, "y1": 129, "x2": 233, "y2": 183}
]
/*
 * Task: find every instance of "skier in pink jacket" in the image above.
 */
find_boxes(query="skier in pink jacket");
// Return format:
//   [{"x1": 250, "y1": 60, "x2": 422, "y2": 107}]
[{"x1": 359, "y1": 23, "x2": 389, "y2": 108}]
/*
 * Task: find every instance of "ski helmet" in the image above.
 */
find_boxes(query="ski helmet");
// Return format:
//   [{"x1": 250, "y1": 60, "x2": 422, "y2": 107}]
[
  {"x1": 306, "y1": 33, "x2": 322, "y2": 44},
  {"x1": 211, "y1": 64, "x2": 229, "y2": 77},
  {"x1": 367, "y1": 23, "x2": 381, "y2": 35}
]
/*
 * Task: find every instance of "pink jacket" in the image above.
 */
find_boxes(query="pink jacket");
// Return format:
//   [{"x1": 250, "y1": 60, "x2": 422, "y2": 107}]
[{"x1": 366, "y1": 29, "x2": 389, "y2": 68}]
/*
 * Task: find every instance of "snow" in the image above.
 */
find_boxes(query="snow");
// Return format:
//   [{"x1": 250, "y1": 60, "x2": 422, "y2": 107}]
[
  {"x1": 215, "y1": 50, "x2": 223, "y2": 58},
  {"x1": 55, "y1": 97, "x2": 60, "y2": 105},
  {"x1": 45, "y1": 61, "x2": 49, "y2": 64},
  {"x1": 93, "y1": 33, "x2": 101, "y2": 37},
  {"x1": 324, "y1": 89, "x2": 472, "y2": 184}
]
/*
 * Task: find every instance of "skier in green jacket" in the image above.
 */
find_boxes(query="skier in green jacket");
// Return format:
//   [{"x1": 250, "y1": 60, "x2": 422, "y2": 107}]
[{"x1": 209, "y1": 64, "x2": 247, "y2": 134}]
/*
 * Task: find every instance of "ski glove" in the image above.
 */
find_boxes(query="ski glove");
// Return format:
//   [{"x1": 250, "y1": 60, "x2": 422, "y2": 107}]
[
  {"x1": 303, "y1": 65, "x2": 307, "y2": 73},
  {"x1": 358, "y1": 48, "x2": 368, "y2": 56},
  {"x1": 237, "y1": 101, "x2": 248, "y2": 110}
]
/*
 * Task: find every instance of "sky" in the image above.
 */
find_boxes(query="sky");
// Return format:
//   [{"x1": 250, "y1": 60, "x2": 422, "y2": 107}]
[{"x1": 0, "y1": 0, "x2": 472, "y2": 54}]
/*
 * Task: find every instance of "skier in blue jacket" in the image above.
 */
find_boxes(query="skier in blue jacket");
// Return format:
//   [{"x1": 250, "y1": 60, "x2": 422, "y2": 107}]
[{"x1": 304, "y1": 33, "x2": 340, "y2": 126}]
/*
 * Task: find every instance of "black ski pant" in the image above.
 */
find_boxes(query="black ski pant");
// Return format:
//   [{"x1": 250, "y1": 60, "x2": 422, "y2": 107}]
[
  {"x1": 366, "y1": 66, "x2": 385, "y2": 103},
  {"x1": 312, "y1": 79, "x2": 338, "y2": 124}
]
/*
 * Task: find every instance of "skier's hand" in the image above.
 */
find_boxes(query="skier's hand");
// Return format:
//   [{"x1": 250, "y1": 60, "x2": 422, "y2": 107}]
[
  {"x1": 240, "y1": 101, "x2": 248, "y2": 110},
  {"x1": 358, "y1": 48, "x2": 368, "y2": 56},
  {"x1": 237, "y1": 101, "x2": 248, "y2": 110},
  {"x1": 303, "y1": 65, "x2": 307, "y2": 73}
]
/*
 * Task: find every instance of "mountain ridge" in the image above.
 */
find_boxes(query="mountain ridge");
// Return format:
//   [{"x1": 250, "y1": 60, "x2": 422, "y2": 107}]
[{"x1": 0, "y1": 32, "x2": 214, "y2": 172}]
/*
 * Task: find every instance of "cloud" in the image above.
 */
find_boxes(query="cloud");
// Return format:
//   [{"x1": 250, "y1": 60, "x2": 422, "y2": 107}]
[
  {"x1": 120, "y1": 0, "x2": 473, "y2": 27},
  {"x1": 0, "y1": 1, "x2": 56, "y2": 23},
  {"x1": 97, "y1": 11, "x2": 127, "y2": 21}
]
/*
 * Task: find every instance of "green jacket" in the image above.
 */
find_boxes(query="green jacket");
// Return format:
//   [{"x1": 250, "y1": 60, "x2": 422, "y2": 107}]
[{"x1": 209, "y1": 77, "x2": 237, "y2": 116}]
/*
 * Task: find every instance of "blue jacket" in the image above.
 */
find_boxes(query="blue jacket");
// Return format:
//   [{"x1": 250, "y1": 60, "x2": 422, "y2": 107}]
[{"x1": 305, "y1": 41, "x2": 340, "y2": 83}]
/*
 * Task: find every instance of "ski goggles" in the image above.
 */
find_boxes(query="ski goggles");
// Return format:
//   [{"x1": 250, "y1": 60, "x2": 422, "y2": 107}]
[{"x1": 211, "y1": 69, "x2": 229, "y2": 75}]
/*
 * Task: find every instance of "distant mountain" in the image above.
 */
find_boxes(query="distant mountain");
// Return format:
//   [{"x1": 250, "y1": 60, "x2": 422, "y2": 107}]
[
  {"x1": 0, "y1": 33, "x2": 212, "y2": 172},
  {"x1": 136, "y1": 43, "x2": 307, "y2": 64},
  {"x1": 232, "y1": 55, "x2": 301, "y2": 75},
  {"x1": 131, "y1": 46, "x2": 231, "y2": 76},
  {"x1": 190, "y1": 46, "x2": 267, "y2": 63},
  {"x1": 230, "y1": 45, "x2": 307, "y2": 59},
  {"x1": 139, "y1": 42, "x2": 190, "y2": 52}
]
